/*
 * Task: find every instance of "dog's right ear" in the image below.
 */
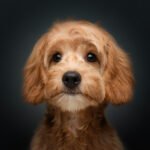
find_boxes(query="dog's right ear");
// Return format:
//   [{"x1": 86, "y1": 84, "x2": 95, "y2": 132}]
[{"x1": 23, "y1": 33, "x2": 48, "y2": 104}]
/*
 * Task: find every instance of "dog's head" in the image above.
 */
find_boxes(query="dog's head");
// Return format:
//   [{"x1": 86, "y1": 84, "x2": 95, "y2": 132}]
[{"x1": 23, "y1": 20, "x2": 134, "y2": 111}]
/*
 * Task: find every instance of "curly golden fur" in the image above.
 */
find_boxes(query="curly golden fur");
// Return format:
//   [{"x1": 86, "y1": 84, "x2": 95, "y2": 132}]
[{"x1": 23, "y1": 20, "x2": 134, "y2": 150}]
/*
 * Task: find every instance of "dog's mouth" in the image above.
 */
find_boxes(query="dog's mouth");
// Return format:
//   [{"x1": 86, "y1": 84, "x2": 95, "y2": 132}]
[
  {"x1": 63, "y1": 89, "x2": 81, "y2": 95},
  {"x1": 49, "y1": 89, "x2": 82, "y2": 99},
  {"x1": 52, "y1": 90, "x2": 97, "y2": 102},
  {"x1": 49, "y1": 88, "x2": 99, "y2": 103}
]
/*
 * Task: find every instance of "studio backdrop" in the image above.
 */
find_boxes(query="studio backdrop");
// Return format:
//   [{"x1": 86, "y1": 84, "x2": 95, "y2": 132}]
[{"x1": 1, "y1": 0, "x2": 150, "y2": 149}]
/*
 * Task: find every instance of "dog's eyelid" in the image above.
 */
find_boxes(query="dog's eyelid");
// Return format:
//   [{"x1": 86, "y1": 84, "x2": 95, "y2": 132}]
[
  {"x1": 85, "y1": 50, "x2": 103, "y2": 66},
  {"x1": 52, "y1": 52, "x2": 62, "y2": 62},
  {"x1": 47, "y1": 52, "x2": 63, "y2": 66},
  {"x1": 86, "y1": 52, "x2": 98, "y2": 63}
]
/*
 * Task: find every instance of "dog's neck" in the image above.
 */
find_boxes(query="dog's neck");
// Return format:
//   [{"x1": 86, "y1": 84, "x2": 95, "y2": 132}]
[{"x1": 45, "y1": 104, "x2": 106, "y2": 137}]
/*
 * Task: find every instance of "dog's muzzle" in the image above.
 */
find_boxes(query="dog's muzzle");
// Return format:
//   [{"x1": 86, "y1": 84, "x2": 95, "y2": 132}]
[{"x1": 62, "y1": 71, "x2": 81, "y2": 89}]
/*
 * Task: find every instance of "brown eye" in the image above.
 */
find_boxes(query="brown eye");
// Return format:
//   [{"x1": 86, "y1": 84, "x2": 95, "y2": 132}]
[
  {"x1": 52, "y1": 52, "x2": 62, "y2": 62},
  {"x1": 86, "y1": 53, "x2": 97, "y2": 62}
]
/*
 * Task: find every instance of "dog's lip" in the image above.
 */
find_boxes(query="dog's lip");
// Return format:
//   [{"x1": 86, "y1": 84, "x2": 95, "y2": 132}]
[
  {"x1": 50, "y1": 91, "x2": 81, "y2": 99},
  {"x1": 51, "y1": 91, "x2": 98, "y2": 102},
  {"x1": 62, "y1": 88, "x2": 82, "y2": 95},
  {"x1": 62, "y1": 92, "x2": 98, "y2": 103},
  {"x1": 63, "y1": 91, "x2": 81, "y2": 95}
]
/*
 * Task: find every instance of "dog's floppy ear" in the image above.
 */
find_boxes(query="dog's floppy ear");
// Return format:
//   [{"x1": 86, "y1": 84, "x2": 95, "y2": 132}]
[
  {"x1": 23, "y1": 33, "x2": 48, "y2": 104},
  {"x1": 104, "y1": 38, "x2": 134, "y2": 104}
]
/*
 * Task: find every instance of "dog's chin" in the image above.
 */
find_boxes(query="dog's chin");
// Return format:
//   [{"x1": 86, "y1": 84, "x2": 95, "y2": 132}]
[{"x1": 49, "y1": 91, "x2": 98, "y2": 112}]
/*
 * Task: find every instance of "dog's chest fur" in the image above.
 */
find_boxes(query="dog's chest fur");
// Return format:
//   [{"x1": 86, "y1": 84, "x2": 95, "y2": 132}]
[{"x1": 31, "y1": 106, "x2": 123, "y2": 150}]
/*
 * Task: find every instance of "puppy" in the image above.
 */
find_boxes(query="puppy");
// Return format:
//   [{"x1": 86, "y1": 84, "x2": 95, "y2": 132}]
[{"x1": 23, "y1": 20, "x2": 134, "y2": 150}]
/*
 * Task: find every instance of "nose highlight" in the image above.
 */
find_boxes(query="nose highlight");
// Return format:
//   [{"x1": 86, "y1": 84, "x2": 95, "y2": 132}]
[{"x1": 62, "y1": 71, "x2": 81, "y2": 89}]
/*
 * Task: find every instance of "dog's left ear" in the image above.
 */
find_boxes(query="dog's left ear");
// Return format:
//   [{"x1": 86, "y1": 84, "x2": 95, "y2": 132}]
[{"x1": 104, "y1": 38, "x2": 134, "y2": 104}]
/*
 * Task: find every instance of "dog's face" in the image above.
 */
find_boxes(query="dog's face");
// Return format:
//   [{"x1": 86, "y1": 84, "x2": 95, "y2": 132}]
[{"x1": 23, "y1": 21, "x2": 134, "y2": 112}]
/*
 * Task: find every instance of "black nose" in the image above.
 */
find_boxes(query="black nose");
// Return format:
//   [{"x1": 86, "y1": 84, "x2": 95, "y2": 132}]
[{"x1": 62, "y1": 71, "x2": 81, "y2": 89}]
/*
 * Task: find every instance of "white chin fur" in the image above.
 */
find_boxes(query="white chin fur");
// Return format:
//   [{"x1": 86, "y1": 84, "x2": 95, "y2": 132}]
[{"x1": 51, "y1": 94, "x2": 98, "y2": 112}]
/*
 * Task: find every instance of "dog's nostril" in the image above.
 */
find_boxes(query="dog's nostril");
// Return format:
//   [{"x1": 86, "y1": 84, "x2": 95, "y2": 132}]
[{"x1": 62, "y1": 71, "x2": 81, "y2": 89}]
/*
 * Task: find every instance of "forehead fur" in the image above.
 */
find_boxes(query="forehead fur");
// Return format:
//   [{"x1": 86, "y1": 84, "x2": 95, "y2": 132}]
[{"x1": 46, "y1": 20, "x2": 110, "y2": 51}]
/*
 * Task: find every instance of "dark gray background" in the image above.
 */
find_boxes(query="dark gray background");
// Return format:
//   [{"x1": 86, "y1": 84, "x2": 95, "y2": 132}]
[{"x1": 1, "y1": 0, "x2": 150, "y2": 149}]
